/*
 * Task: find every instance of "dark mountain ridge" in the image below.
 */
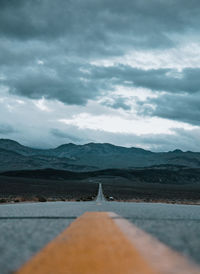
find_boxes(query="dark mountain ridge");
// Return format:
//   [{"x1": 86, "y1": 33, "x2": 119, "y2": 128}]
[{"x1": 1, "y1": 138, "x2": 200, "y2": 171}]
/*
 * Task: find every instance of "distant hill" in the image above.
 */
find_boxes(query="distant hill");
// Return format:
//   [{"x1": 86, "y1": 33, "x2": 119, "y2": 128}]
[
  {"x1": 1, "y1": 138, "x2": 200, "y2": 171},
  {"x1": 2, "y1": 167, "x2": 200, "y2": 185}
]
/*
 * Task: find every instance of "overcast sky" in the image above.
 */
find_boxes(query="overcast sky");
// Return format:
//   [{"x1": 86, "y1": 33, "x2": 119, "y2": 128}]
[{"x1": 0, "y1": 0, "x2": 200, "y2": 151}]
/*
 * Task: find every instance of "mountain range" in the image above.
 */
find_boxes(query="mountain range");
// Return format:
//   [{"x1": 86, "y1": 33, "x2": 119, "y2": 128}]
[{"x1": 1, "y1": 138, "x2": 200, "y2": 172}]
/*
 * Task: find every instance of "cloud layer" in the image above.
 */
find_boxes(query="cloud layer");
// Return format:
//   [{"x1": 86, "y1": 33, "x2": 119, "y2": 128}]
[{"x1": 0, "y1": 0, "x2": 200, "y2": 150}]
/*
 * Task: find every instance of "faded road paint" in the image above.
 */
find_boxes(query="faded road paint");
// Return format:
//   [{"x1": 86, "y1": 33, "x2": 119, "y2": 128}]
[
  {"x1": 16, "y1": 212, "x2": 200, "y2": 274},
  {"x1": 16, "y1": 212, "x2": 157, "y2": 274}
]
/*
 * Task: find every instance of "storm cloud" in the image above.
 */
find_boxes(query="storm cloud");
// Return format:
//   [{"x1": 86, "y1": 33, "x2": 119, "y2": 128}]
[
  {"x1": 0, "y1": 0, "x2": 200, "y2": 150},
  {"x1": 137, "y1": 92, "x2": 200, "y2": 126},
  {"x1": 1, "y1": 0, "x2": 199, "y2": 47},
  {"x1": 2, "y1": 60, "x2": 200, "y2": 106},
  {"x1": 50, "y1": 128, "x2": 85, "y2": 143},
  {"x1": 0, "y1": 123, "x2": 15, "y2": 134},
  {"x1": 1, "y1": 0, "x2": 200, "y2": 104}
]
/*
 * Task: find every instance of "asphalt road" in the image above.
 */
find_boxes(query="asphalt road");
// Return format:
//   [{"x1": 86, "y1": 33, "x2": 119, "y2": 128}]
[{"x1": 0, "y1": 186, "x2": 200, "y2": 273}]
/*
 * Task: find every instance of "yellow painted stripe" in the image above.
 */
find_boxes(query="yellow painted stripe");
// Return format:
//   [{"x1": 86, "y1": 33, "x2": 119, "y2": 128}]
[
  {"x1": 16, "y1": 212, "x2": 200, "y2": 274},
  {"x1": 16, "y1": 212, "x2": 158, "y2": 274},
  {"x1": 110, "y1": 213, "x2": 200, "y2": 274}
]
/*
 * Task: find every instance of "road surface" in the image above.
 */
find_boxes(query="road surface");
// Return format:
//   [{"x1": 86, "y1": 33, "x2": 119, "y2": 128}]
[
  {"x1": 96, "y1": 183, "x2": 106, "y2": 202},
  {"x1": 0, "y1": 184, "x2": 200, "y2": 273}
]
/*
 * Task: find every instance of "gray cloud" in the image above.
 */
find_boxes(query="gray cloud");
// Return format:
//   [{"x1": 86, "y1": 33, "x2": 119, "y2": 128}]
[
  {"x1": 91, "y1": 66, "x2": 200, "y2": 94},
  {"x1": 0, "y1": 123, "x2": 15, "y2": 134},
  {"x1": 1, "y1": 0, "x2": 200, "y2": 150},
  {"x1": 0, "y1": 0, "x2": 200, "y2": 52},
  {"x1": 0, "y1": 0, "x2": 200, "y2": 108},
  {"x1": 102, "y1": 97, "x2": 131, "y2": 110},
  {"x1": 7, "y1": 65, "x2": 100, "y2": 105},
  {"x1": 1, "y1": 56, "x2": 107, "y2": 105},
  {"x1": 50, "y1": 128, "x2": 86, "y2": 143},
  {"x1": 137, "y1": 92, "x2": 200, "y2": 125},
  {"x1": 2, "y1": 59, "x2": 200, "y2": 106}
]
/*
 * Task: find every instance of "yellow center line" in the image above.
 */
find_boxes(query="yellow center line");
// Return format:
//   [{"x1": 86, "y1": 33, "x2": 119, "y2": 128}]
[
  {"x1": 16, "y1": 212, "x2": 158, "y2": 274},
  {"x1": 16, "y1": 212, "x2": 200, "y2": 274}
]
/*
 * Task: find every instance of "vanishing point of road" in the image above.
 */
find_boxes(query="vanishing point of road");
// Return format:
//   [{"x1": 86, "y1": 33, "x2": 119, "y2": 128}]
[{"x1": 0, "y1": 184, "x2": 200, "y2": 273}]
